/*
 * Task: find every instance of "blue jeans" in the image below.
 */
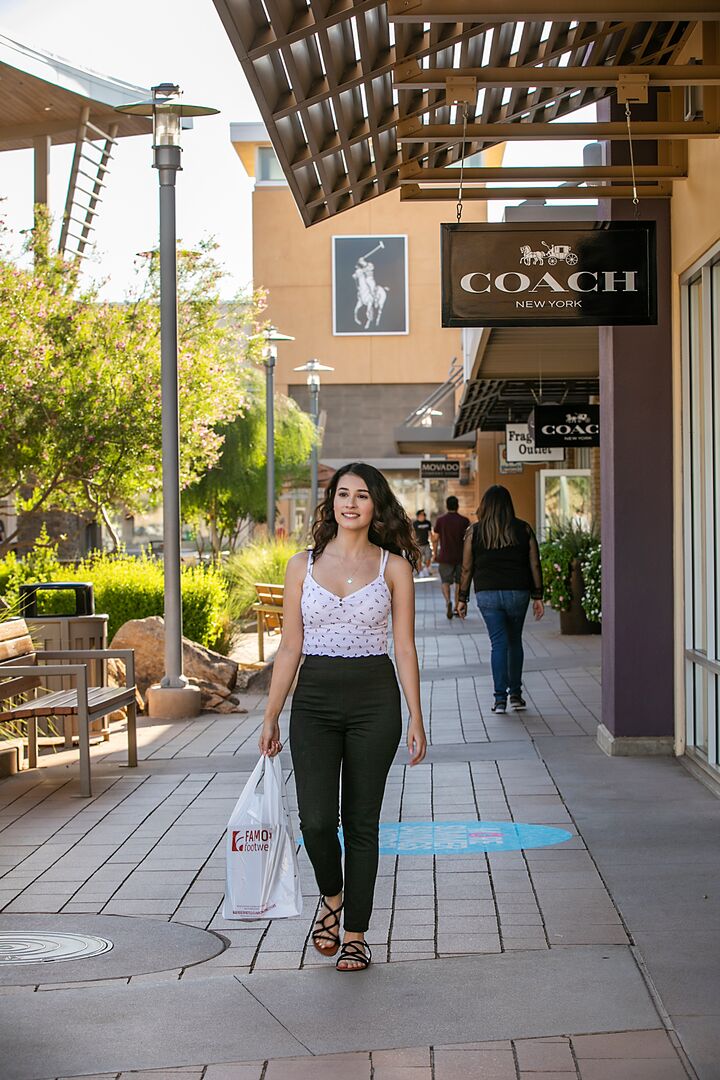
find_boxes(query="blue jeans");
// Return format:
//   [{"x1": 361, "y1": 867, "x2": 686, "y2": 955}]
[{"x1": 476, "y1": 590, "x2": 531, "y2": 700}]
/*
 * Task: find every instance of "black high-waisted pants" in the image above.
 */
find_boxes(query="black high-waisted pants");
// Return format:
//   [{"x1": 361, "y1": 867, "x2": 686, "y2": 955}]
[{"x1": 289, "y1": 654, "x2": 402, "y2": 932}]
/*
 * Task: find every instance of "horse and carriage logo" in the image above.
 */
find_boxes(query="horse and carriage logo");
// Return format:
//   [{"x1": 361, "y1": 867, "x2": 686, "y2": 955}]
[
  {"x1": 519, "y1": 240, "x2": 579, "y2": 267},
  {"x1": 333, "y1": 235, "x2": 409, "y2": 335}
]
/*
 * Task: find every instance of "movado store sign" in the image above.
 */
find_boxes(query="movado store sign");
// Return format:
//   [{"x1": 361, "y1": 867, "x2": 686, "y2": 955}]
[
  {"x1": 505, "y1": 424, "x2": 565, "y2": 462},
  {"x1": 421, "y1": 459, "x2": 460, "y2": 478},
  {"x1": 529, "y1": 405, "x2": 600, "y2": 448},
  {"x1": 441, "y1": 222, "x2": 656, "y2": 327}
]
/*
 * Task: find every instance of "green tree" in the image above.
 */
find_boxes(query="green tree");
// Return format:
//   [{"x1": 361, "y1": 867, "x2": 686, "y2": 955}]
[
  {"x1": 183, "y1": 366, "x2": 317, "y2": 555},
  {"x1": 0, "y1": 224, "x2": 249, "y2": 552}
]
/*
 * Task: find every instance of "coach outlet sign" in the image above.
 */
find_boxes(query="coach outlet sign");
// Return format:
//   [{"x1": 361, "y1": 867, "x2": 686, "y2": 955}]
[
  {"x1": 529, "y1": 405, "x2": 600, "y2": 448},
  {"x1": 421, "y1": 459, "x2": 460, "y2": 479},
  {"x1": 505, "y1": 424, "x2": 565, "y2": 462},
  {"x1": 441, "y1": 222, "x2": 657, "y2": 328}
]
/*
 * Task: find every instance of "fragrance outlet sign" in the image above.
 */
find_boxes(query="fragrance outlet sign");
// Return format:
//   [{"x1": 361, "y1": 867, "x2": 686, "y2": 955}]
[
  {"x1": 441, "y1": 222, "x2": 657, "y2": 328},
  {"x1": 505, "y1": 424, "x2": 565, "y2": 463}
]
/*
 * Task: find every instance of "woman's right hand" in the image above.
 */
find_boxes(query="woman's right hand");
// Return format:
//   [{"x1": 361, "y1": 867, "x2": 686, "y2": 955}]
[
  {"x1": 259, "y1": 718, "x2": 282, "y2": 757},
  {"x1": 456, "y1": 600, "x2": 467, "y2": 620}
]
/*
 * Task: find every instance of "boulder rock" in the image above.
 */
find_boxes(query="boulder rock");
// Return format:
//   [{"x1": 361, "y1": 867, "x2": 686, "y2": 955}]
[
  {"x1": 110, "y1": 617, "x2": 238, "y2": 701},
  {"x1": 105, "y1": 656, "x2": 145, "y2": 721}
]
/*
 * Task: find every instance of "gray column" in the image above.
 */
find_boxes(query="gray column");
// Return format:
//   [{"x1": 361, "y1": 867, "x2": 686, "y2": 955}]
[
  {"x1": 157, "y1": 149, "x2": 185, "y2": 688},
  {"x1": 33, "y1": 135, "x2": 51, "y2": 207},
  {"x1": 598, "y1": 96, "x2": 674, "y2": 752},
  {"x1": 266, "y1": 355, "x2": 276, "y2": 535}
]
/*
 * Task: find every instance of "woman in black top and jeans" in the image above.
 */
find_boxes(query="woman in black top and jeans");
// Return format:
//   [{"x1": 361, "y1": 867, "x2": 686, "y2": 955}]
[{"x1": 456, "y1": 485, "x2": 544, "y2": 714}]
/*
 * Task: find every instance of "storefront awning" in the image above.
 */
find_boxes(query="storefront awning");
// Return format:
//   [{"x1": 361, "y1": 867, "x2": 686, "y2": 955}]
[{"x1": 454, "y1": 376, "x2": 599, "y2": 435}]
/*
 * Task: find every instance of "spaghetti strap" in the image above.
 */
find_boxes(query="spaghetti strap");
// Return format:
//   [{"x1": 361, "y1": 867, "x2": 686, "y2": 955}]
[
  {"x1": 380, "y1": 548, "x2": 390, "y2": 576},
  {"x1": 306, "y1": 549, "x2": 313, "y2": 574}
]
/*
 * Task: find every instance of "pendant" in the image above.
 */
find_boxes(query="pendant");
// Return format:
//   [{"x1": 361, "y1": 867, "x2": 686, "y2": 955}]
[{"x1": 347, "y1": 577, "x2": 353, "y2": 584}]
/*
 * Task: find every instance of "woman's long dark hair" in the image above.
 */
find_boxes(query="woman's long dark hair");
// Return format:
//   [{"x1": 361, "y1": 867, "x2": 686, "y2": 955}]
[
  {"x1": 312, "y1": 462, "x2": 421, "y2": 570},
  {"x1": 477, "y1": 485, "x2": 517, "y2": 549}
]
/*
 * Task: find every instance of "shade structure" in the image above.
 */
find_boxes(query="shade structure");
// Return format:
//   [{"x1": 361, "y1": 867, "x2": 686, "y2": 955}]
[{"x1": 212, "y1": 1, "x2": 695, "y2": 225}]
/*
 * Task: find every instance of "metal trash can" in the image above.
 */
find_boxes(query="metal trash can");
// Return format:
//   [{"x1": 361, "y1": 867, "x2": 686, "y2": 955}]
[{"x1": 20, "y1": 583, "x2": 109, "y2": 743}]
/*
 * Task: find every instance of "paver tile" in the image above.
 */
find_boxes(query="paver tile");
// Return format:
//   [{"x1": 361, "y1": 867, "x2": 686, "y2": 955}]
[
  {"x1": 571, "y1": 1030, "x2": 678, "y2": 1059},
  {"x1": 576, "y1": 1063, "x2": 686, "y2": 1080},
  {"x1": 264, "y1": 1052, "x2": 370, "y2": 1079},
  {"x1": 514, "y1": 1037, "x2": 574, "y2": 1071},
  {"x1": 434, "y1": 1047, "x2": 517, "y2": 1080}
]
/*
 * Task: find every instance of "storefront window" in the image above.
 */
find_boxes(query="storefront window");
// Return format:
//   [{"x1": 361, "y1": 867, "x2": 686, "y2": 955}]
[{"x1": 682, "y1": 250, "x2": 720, "y2": 769}]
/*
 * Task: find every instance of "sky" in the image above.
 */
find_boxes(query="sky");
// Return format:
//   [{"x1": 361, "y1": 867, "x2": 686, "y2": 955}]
[
  {"x1": 0, "y1": 0, "x2": 261, "y2": 298},
  {"x1": 0, "y1": 0, "x2": 596, "y2": 299}
]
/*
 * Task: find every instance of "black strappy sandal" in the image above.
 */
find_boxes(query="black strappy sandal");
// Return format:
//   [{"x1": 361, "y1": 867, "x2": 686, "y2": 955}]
[
  {"x1": 311, "y1": 896, "x2": 343, "y2": 956},
  {"x1": 336, "y1": 939, "x2": 372, "y2": 972}
]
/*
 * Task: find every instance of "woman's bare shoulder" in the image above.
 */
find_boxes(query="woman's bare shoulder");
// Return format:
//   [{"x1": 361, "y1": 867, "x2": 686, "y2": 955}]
[
  {"x1": 385, "y1": 552, "x2": 413, "y2": 579},
  {"x1": 286, "y1": 551, "x2": 310, "y2": 580}
]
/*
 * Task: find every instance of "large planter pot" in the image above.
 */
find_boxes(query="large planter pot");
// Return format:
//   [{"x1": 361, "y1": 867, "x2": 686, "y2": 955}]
[{"x1": 558, "y1": 559, "x2": 601, "y2": 635}]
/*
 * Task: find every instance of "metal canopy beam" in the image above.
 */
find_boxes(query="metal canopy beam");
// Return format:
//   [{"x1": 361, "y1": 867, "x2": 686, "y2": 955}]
[
  {"x1": 402, "y1": 164, "x2": 687, "y2": 179},
  {"x1": 389, "y1": 0, "x2": 720, "y2": 20},
  {"x1": 393, "y1": 64, "x2": 720, "y2": 88},
  {"x1": 398, "y1": 120, "x2": 719, "y2": 140},
  {"x1": 401, "y1": 183, "x2": 672, "y2": 199}
]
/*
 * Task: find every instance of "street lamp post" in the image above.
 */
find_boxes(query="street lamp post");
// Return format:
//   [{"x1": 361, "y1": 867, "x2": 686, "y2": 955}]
[
  {"x1": 293, "y1": 358, "x2": 334, "y2": 517},
  {"x1": 116, "y1": 85, "x2": 218, "y2": 720},
  {"x1": 263, "y1": 326, "x2": 294, "y2": 536}
]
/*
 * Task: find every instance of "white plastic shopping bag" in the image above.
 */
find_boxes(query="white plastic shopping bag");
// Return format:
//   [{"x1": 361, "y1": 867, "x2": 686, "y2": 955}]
[{"x1": 223, "y1": 754, "x2": 303, "y2": 920}]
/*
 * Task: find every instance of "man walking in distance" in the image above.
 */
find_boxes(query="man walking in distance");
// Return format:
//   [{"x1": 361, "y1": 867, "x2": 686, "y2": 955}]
[
  {"x1": 412, "y1": 509, "x2": 433, "y2": 577},
  {"x1": 433, "y1": 496, "x2": 470, "y2": 619}
]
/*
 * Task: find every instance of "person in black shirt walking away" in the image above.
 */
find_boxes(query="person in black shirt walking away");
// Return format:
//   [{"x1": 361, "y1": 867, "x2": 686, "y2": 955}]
[
  {"x1": 433, "y1": 496, "x2": 471, "y2": 619},
  {"x1": 456, "y1": 485, "x2": 544, "y2": 713},
  {"x1": 412, "y1": 509, "x2": 433, "y2": 577}
]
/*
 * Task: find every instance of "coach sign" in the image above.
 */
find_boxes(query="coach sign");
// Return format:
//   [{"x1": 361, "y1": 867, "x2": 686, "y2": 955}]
[
  {"x1": 441, "y1": 222, "x2": 656, "y2": 328},
  {"x1": 529, "y1": 405, "x2": 600, "y2": 448}
]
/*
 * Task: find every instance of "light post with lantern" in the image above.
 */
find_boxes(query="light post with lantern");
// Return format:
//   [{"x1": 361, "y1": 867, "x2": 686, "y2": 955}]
[
  {"x1": 262, "y1": 325, "x2": 294, "y2": 536},
  {"x1": 293, "y1": 358, "x2": 334, "y2": 517},
  {"x1": 116, "y1": 84, "x2": 218, "y2": 719}
]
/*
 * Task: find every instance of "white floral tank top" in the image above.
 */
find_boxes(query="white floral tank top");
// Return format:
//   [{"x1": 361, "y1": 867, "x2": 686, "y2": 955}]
[{"x1": 301, "y1": 548, "x2": 392, "y2": 657}]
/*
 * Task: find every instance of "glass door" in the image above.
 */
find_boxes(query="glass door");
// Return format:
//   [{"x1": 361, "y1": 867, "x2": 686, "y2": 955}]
[{"x1": 536, "y1": 470, "x2": 592, "y2": 540}]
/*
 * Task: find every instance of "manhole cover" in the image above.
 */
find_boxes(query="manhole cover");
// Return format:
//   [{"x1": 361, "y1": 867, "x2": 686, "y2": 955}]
[{"x1": 0, "y1": 932, "x2": 113, "y2": 965}]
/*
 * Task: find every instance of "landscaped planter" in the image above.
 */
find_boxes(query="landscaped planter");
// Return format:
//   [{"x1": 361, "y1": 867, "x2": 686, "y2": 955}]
[{"x1": 558, "y1": 559, "x2": 601, "y2": 636}]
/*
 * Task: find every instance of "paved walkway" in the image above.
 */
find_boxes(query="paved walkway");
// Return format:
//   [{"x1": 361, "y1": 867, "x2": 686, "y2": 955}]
[{"x1": 0, "y1": 584, "x2": 718, "y2": 1079}]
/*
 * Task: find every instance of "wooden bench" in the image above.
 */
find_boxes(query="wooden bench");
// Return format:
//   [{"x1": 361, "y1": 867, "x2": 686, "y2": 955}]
[
  {"x1": 252, "y1": 583, "x2": 284, "y2": 662},
  {"x1": 0, "y1": 617, "x2": 138, "y2": 797}
]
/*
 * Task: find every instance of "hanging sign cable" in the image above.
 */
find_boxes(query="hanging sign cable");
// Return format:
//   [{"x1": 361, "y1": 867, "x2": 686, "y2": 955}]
[
  {"x1": 456, "y1": 102, "x2": 469, "y2": 225},
  {"x1": 624, "y1": 100, "x2": 641, "y2": 220}
]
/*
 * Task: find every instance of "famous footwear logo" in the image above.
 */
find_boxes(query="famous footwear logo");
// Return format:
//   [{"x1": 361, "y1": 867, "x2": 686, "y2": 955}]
[{"x1": 231, "y1": 827, "x2": 274, "y2": 853}]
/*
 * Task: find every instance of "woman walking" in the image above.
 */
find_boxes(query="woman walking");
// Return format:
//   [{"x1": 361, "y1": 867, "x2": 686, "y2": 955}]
[
  {"x1": 259, "y1": 463, "x2": 427, "y2": 972},
  {"x1": 456, "y1": 485, "x2": 544, "y2": 713}
]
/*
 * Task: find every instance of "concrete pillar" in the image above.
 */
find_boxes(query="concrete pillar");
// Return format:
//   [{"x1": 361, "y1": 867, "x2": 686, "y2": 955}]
[{"x1": 597, "y1": 96, "x2": 674, "y2": 756}]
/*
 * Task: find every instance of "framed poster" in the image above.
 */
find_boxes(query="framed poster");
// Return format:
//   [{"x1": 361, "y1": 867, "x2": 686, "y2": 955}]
[
  {"x1": 498, "y1": 443, "x2": 523, "y2": 475},
  {"x1": 332, "y1": 235, "x2": 409, "y2": 335},
  {"x1": 442, "y1": 221, "x2": 657, "y2": 328}
]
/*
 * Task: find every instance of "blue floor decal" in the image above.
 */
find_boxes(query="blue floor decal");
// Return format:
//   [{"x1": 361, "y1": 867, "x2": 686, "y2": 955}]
[{"x1": 300, "y1": 821, "x2": 573, "y2": 855}]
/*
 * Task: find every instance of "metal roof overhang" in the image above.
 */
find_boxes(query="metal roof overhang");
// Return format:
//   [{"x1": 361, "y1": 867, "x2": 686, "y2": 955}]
[
  {"x1": 210, "y1": 1, "x2": 714, "y2": 226},
  {"x1": 455, "y1": 322, "x2": 599, "y2": 434},
  {"x1": 0, "y1": 33, "x2": 151, "y2": 150},
  {"x1": 394, "y1": 425, "x2": 476, "y2": 452},
  {"x1": 454, "y1": 375, "x2": 600, "y2": 434}
]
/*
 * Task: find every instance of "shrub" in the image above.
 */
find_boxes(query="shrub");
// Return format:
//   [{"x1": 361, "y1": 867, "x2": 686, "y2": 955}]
[
  {"x1": 539, "y1": 521, "x2": 597, "y2": 612},
  {"x1": 0, "y1": 536, "x2": 228, "y2": 650},
  {"x1": 225, "y1": 538, "x2": 303, "y2": 620},
  {"x1": 580, "y1": 542, "x2": 601, "y2": 623}
]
